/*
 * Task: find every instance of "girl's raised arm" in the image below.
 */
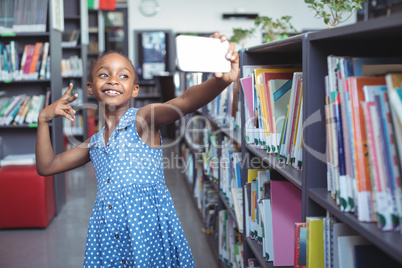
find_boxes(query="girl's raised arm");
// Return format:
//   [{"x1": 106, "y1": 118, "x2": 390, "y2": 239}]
[{"x1": 36, "y1": 83, "x2": 91, "y2": 176}]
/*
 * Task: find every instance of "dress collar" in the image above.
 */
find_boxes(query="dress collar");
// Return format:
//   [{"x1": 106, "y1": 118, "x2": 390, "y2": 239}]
[{"x1": 87, "y1": 108, "x2": 137, "y2": 149}]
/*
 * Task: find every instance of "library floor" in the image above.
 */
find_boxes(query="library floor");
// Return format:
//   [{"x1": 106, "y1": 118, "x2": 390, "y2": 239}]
[{"x1": 0, "y1": 139, "x2": 219, "y2": 268}]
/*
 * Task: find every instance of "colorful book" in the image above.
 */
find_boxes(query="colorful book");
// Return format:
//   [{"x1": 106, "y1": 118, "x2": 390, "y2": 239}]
[
  {"x1": 362, "y1": 97, "x2": 394, "y2": 231},
  {"x1": 348, "y1": 76, "x2": 386, "y2": 222}
]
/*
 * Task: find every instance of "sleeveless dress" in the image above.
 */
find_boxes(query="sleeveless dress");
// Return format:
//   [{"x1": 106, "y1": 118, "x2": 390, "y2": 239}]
[{"x1": 84, "y1": 108, "x2": 195, "y2": 267}]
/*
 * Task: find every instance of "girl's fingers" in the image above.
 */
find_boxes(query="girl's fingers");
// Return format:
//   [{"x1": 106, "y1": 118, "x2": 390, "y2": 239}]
[
  {"x1": 62, "y1": 111, "x2": 74, "y2": 122},
  {"x1": 59, "y1": 105, "x2": 76, "y2": 120},
  {"x1": 62, "y1": 83, "x2": 74, "y2": 98},
  {"x1": 65, "y1": 93, "x2": 79, "y2": 104}
]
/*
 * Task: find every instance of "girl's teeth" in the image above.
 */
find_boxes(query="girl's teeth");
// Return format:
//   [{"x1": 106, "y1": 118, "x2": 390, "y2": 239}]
[{"x1": 105, "y1": 90, "x2": 120, "y2": 95}]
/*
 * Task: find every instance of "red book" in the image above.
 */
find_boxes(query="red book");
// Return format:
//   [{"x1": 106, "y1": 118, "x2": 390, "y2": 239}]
[
  {"x1": 29, "y1": 42, "x2": 44, "y2": 74},
  {"x1": 22, "y1": 45, "x2": 35, "y2": 75},
  {"x1": 262, "y1": 72, "x2": 295, "y2": 133},
  {"x1": 348, "y1": 76, "x2": 386, "y2": 222},
  {"x1": 294, "y1": 222, "x2": 307, "y2": 268}
]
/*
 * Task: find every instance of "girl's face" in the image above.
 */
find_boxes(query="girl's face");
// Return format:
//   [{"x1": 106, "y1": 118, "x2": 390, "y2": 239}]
[{"x1": 87, "y1": 53, "x2": 139, "y2": 110}]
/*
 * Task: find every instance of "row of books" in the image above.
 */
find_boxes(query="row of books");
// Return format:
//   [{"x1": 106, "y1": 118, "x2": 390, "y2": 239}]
[
  {"x1": 203, "y1": 133, "x2": 219, "y2": 181},
  {"x1": 245, "y1": 168, "x2": 302, "y2": 266},
  {"x1": 0, "y1": 153, "x2": 36, "y2": 167},
  {"x1": 0, "y1": 41, "x2": 50, "y2": 81},
  {"x1": 219, "y1": 136, "x2": 243, "y2": 231},
  {"x1": 0, "y1": 0, "x2": 48, "y2": 33},
  {"x1": 218, "y1": 209, "x2": 244, "y2": 268},
  {"x1": 87, "y1": 41, "x2": 99, "y2": 54},
  {"x1": 207, "y1": 80, "x2": 241, "y2": 131},
  {"x1": 294, "y1": 216, "x2": 400, "y2": 268},
  {"x1": 61, "y1": 56, "x2": 83, "y2": 78},
  {"x1": 325, "y1": 55, "x2": 402, "y2": 232},
  {"x1": 63, "y1": 114, "x2": 84, "y2": 137},
  {"x1": 240, "y1": 66, "x2": 304, "y2": 170},
  {"x1": 61, "y1": 30, "x2": 80, "y2": 48},
  {"x1": 0, "y1": 93, "x2": 49, "y2": 126},
  {"x1": 193, "y1": 178, "x2": 219, "y2": 235}
]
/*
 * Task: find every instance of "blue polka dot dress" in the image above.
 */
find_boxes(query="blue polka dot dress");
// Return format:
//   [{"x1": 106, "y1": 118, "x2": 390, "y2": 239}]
[{"x1": 84, "y1": 108, "x2": 195, "y2": 267}]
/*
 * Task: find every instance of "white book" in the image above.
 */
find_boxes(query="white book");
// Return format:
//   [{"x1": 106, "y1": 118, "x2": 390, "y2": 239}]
[
  {"x1": 0, "y1": 153, "x2": 36, "y2": 166},
  {"x1": 338, "y1": 235, "x2": 371, "y2": 268}
]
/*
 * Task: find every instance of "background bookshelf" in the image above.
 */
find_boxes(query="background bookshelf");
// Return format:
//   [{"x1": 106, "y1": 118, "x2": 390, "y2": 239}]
[
  {"x1": 62, "y1": 0, "x2": 89, "y2": 148},
  {"x1": 0, "y1": 0, "x2": 65, "y2": 214}
]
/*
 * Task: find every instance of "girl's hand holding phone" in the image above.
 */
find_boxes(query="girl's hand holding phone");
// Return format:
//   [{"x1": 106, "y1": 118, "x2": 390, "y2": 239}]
[
  {"x1": 175, "y1": 32, "x2": 239, "y2": 84},
  {"x1": 38, "y1": 83, "x2": 78, "y2": 123}
]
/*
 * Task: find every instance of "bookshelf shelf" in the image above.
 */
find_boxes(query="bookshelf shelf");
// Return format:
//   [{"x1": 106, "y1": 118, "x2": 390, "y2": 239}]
[
  {"x1": 0, "y1": 33, "x2": 50, "y2": 38},
  {"x1": 206, "y1": 173, "x2": 239, "y2": 229},
  {"x1": 308, "y1": 188, "x2": 402, "y2": 263},
  {"x1": 0, "y1": 80, "x2": 51, "y2": 84},
  {"x1": 245, "y1": 238, "x2": 273, "y2": 268},
  {"x1": 136, "y1": 94, "x2": 162, "y2": 99},
  {"x1": 245, "y1": 144, "x2": 303, "y2": 189},
  {"x1": 64, "y1": 16, "x2": 81, "y2": 20},
  {"x1": 204, "y1": 114, "x2": 242, "y2": 146},
  {"x1": 0, "y1": 124, "x2": 38, "y2": 129},
  {"x1": 61, "y1": 45, "x2": 83, "y2": 50}
]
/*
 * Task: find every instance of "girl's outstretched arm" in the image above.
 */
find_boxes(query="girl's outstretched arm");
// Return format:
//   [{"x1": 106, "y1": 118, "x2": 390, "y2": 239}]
[
  {"x1": 36, "y1": 83, "x2": 91, "y2": 176},
  {"x1": 137, "y1": 33, "x2": 239, "y2": 137}
]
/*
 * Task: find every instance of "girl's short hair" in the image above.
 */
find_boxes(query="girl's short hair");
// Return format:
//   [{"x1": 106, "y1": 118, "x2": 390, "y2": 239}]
[{"x1": 88, "y1": 50, "x2": 138, "y2": 85}]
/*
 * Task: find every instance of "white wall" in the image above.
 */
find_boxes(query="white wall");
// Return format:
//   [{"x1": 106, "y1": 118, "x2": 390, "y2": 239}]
[{"x1": 127, "y1": 0, "x2": 357, "y2": 63}]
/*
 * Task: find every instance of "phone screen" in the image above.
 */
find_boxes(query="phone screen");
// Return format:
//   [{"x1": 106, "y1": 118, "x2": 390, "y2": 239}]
[{"x1": 175, "y1": 35, "x2": 231, "y2": 73}]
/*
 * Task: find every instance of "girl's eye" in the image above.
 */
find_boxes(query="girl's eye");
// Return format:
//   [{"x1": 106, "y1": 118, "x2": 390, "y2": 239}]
[
  {"x1": 120, "y1": 74, "x2": 128, "y2": 79},
  {"x1": 99, "y1": 73, "x2": 108, "y2": 78}
]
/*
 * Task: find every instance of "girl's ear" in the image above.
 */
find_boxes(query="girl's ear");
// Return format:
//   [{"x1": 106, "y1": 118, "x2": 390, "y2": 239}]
[
  {"x1": 131, "y1": 85, "x2": 140, "y2": 98},
  {"x1": 87, "y1": 82, "x2": 94, "y2": 95}
]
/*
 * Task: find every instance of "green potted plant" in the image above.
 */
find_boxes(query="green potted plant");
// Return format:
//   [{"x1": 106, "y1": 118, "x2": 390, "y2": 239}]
[
  {"x1": 229, "y1": 28, "x2": 255, "y2": 48},
  {"x1": 254, "y1": 16, "x2": 298, "y2": 43},
  {"x1": 304, "y1": 0, "x2": 367, "y2": 28}
]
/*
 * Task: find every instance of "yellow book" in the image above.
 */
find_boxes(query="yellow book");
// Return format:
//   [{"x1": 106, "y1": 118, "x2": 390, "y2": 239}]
[
  {"x1": 247, "y1": 168, "x2": 266, "y2": 183},
  {"x1": 253, "y1": 68, "x2": 301, "y2": 84},
  {"x1": 255, "y1": 82, "x2": 270, "y2": 135},
  {"x1": 306, "y1": 217, "x2": 324, "y2": 268}
]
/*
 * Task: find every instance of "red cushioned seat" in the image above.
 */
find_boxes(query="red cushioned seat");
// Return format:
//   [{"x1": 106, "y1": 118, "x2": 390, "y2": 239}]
[{"x1": 0, "y1": 164, "x2": 55, "y2": 228}]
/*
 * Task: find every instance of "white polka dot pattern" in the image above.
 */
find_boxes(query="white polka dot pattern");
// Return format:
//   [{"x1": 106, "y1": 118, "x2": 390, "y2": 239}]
[{"x1": 85, "y1": 108, "x2": 195, "y2": 267}]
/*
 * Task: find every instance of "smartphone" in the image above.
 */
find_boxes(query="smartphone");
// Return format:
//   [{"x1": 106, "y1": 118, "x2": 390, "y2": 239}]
[{"x1": 175, "y1": 35, "x2": 231, "y2": 73}]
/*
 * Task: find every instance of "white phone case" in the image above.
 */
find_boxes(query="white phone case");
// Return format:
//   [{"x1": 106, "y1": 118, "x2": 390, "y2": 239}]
[{"x1": 175, "y1": 35, "x2": 231, "y2": 73}]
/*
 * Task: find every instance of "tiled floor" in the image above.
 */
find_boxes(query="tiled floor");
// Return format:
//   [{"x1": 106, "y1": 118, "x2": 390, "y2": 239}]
[{"x1": 0, "y1": 140, "x2": 219, "y2": 268}]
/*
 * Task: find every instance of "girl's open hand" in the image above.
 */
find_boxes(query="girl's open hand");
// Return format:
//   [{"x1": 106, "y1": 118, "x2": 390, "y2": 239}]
[
  {"x1": 212, "y1": 32, "x2": 239, "y2": 84},
  {"x1": 38, "y1": 83, "x2": 78, "y2": 123}
]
